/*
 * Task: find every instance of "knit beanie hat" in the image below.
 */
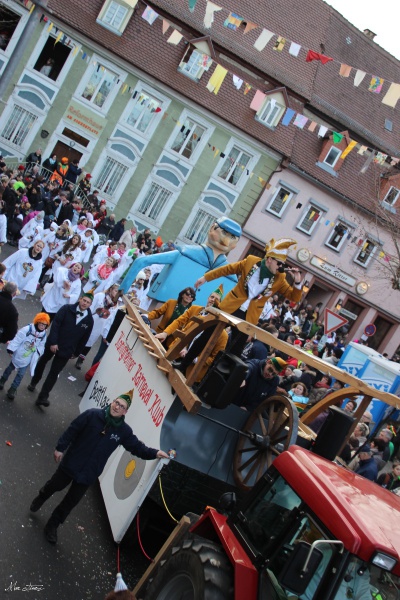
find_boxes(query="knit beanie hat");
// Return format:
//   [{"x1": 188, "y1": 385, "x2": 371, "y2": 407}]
[
  {"x1": 271, "y1": 357, "x2": 287, "y2": 371},
  {"x1": 118, "y1": 389, "x2": 134, "y2": 409},
  {"x1": 33, "y1": 312, "x2": 50, "y2": 326}
]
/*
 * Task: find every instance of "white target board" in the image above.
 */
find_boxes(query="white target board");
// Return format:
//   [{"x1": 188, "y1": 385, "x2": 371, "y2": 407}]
[{"x1": 80, "y1": 316, "x2": 175, "y2": 542}]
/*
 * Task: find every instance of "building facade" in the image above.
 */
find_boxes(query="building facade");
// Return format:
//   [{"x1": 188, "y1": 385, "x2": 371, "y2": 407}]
[{"x1": 1, "y1": 0, "x2": 399, "y2": 352}]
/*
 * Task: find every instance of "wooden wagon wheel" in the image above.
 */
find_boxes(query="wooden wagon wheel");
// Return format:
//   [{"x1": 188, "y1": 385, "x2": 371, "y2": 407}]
[{"x1": 233, "y1": 395, "x2": 299, "y2": 492}]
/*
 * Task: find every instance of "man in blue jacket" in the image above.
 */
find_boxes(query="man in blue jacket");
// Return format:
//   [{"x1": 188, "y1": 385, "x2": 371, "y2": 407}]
[
  {"x1": 234, "y1": 357, "x2": 287, "y2": 412},
  {"x1": 30, "y1": 389, "x2": 169, "y2": 544},
  {"x1": 28, "y1": 293, "x2": 94, "y2": 407}
]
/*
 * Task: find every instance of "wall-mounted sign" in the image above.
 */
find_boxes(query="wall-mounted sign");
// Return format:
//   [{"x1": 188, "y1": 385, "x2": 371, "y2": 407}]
[
  {"x1": 339, "y1": 308, "x2": 358, "y2": 320},
  {"x1": 63, "y1": 101, "x2": 107, "y2": 138},
  {"x1": 310, "y1": 256, "x2": 356, "y2": 286},
  {"x1": 297, "y1": 248, "x2": 311, "y2": 262},
  {"x1": 356, "y1": 281, "x2": 368, "y2": 296}
]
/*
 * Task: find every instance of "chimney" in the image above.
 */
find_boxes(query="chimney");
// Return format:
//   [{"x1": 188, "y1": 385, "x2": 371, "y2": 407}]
[{"x1": 363, "y1": 29, "x2": 377, "y2": 40}]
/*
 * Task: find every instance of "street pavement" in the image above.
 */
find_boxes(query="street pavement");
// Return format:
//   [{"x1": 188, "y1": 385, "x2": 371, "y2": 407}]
[{"x1": 0, "y1": 244, "x2": 150, "y2": 600}]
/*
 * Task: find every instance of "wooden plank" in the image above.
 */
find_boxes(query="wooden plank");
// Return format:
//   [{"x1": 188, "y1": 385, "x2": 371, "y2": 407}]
[
  {"x1": 186, "y1": 322, "x2": 227, "y2": 387},
  {"x1": 133, "y1": 515, "x2": 192, "y2": 599},
  {"x1": 205, "y1": 308, "x2": 400, "y2": 408}
]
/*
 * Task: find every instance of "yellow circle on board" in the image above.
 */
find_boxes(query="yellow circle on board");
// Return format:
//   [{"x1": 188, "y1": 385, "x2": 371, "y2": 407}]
[{"x1": 124, "y1": 459, "x2": 136, "y2": 479}]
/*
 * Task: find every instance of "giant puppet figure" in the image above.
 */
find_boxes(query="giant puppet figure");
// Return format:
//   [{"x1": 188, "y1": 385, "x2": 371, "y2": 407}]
[{"x1": 119, "y1": 217, "x2": 242, "y2": 305}]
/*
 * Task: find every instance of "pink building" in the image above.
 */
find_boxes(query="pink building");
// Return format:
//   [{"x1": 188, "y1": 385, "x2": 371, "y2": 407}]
[{"x1": 229, "y1": 155, "x2": 400, "y2": 356}]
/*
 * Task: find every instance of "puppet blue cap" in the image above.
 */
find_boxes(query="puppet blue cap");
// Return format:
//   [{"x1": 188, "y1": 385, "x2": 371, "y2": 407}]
[{"x1": 215, "y1": 217, "x2": 242, "y2": 237}]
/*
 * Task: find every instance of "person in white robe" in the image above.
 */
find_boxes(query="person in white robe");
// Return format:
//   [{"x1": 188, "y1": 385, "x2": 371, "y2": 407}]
[
  {"x1": 18, "y1": 212, "x2": 45, "y2": 249},
  {"x1": 41, "y1": 262, "x2": 82, "y2": 320},
  {"x1": 3, "y1": 240, "x2": 45, "y2": 299}
]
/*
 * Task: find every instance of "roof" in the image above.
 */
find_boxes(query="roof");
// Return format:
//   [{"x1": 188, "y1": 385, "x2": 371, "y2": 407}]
[
  {"x1": 275, "y1": 446, "x2": 400, "y2": 574},
  {"x1": 44, "y1": 0, "x2": 400, "y2": 219},
  {"x1": 148, "y1": 0, "x2": 400, "y2": 155}
]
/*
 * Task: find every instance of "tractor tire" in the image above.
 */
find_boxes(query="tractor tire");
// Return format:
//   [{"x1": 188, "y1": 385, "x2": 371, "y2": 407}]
[{"x1": 144, "y1": 537, "x2": 234, "y2": 600}]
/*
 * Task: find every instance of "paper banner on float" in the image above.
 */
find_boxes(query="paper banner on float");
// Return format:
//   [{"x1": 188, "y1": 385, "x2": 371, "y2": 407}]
[{"x1": 80, "y1": 318, "x2": 175, "y2": 543}]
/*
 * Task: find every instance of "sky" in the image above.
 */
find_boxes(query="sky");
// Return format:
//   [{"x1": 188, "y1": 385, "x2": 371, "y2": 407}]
[{"x1": 326, "y1": 0, "x2": 400, "y2": 60}]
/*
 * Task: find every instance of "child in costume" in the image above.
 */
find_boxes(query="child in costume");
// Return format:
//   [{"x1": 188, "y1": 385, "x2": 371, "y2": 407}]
[{"x1": 0, "y1": 312, "x2": 50, "y2": 400}]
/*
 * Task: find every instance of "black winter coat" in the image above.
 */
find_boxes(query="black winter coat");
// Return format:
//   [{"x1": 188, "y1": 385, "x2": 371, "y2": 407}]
[
  {"x1": 65, "y1": 164, "x2": 82, "y2": 184},
  {"x1": 56, "y1": 408, "x2": 158, "y2": 485},
  {"x1": 110, "y1": 220, "x2": 125, "y2": 242},
  {"x1": 0, "y1": 290, "x2": 18, "y2": 343},
  {"x1": 56, "y1": 202, "x2": 74, "y2": 225},
  {"x1": 234, "y1": 359, "x2": 279, "y2": 412},
  {"x1": 47, "y1": 303, "x2": 93, "y2": 358}
]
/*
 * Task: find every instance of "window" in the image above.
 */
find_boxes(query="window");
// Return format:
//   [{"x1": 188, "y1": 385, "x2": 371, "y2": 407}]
[
  {"x1": 325, "y1": 222, "x2": 351, "y2": 251},
  {"x1": 297, "y1": 205, "x2": 322, "y2": 235},
  {"x1": 0, "y1": 105, "x2": 37, "y2": 147},
  {"x1": 94, "y1": 156, "x2": 128, "y2": 196},
  {"x1": 184, "y1": 209, "x2": 216, "y2": 244},
  {"x1": 383, "y1": 186, "x2": 400, "y2": 206},
  {"x1": 137, "y1": 182, "x2": 172, "y2": 221},
  {"x1": 102, "y1": 1, "x2": 128, "y2": 28},
  {"x1": 218, "y1": 146, "x2": 252, "y2": 186},
  {"x1": 126, "y1": 91, "x2": 162, "y2": 134},
  {"x1": 178, "y1": 48, "x2": 211, "y2": 81},
  {"x1": 97, "y1": 0, "x2": 135, "y2": 34},
  {"x1": 0, "y1": 5, "x2": 21, "y2": 52},
  {"x1": 170, "y1": 117, "x2": 206, "y2": 159},
  {"x1": 81, "y1": 64, "x2": 119, "y2": 108},
  {"x1": 323, "y1": 146, "x2": 341, "y2": 168},
  {"x1": 266, "y1": 186, "x2": 293, "y2": 217},
  {"x1": 354, "y1": 239, "x2": 376, "y2": 267},
  {"x1": 256, "y1": 99, "x2": 285, "y2": 128},
  {"x1": 33, "y1": 35, "x2": 72, "y2": 81}
]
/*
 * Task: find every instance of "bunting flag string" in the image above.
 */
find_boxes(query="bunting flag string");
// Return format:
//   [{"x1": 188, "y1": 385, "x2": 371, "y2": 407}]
[
  {"x1": 39, "y1": 10, "x2": 400, "y2": 175},
  {"x1": 155, "y1": 0, "x2": 400, "y2": 110}
]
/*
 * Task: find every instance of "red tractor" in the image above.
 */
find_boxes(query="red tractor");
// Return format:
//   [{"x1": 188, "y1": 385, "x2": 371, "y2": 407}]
[{"x1": 136, "y1": 446, "x2": 400, "y2": 600}]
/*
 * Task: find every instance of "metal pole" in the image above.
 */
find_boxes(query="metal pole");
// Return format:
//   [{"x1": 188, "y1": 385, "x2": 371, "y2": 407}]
[{"x1": 0, "y1": 1, "x2": 49, "y2": 101}]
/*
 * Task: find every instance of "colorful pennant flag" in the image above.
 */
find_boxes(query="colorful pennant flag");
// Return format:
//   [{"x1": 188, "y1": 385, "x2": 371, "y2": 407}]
[
  {"x1": 354, "y1": 70, "x2": 366, "y2": 87},
  {"x1": 306, "y1": 51, "x2": 333, "y2": 64},
  {"x1": 206, "y1": 64, "x2": 228, "y2": 94},
  {"x1": 162, "y1": 19, "x2": 170, "y2": 34},
  {"x1": 250, "y1": 90, "x2": 266, "y2": 111},
  {"x1": 332, "y1": 132, "x2": 344, "y2": 144},
  {"x1": 167, "y1": 30, "x2": 183, "y2": 45},
  {"x1": 254, "y1": 29, "x2": 274, "y2": 51},
  {"x1": 289, "y1": 42, "x2": 301, "y2": 57},
  {"x1": 381, "y1": 83, "x2": 400, "y2": 108},
  {"x1": 340, "y1": 140, "x2": 357, "y2": 159},
  {"x1": 339, "y1": 64, "x2": 352, "y2": 77},
  {"x1": 369, "y1": 76, "x2": 384, "y2": 94},
  {"x1": 243, "y1": 83, "x2": 252, "y2": 95},
  {"x1": 232, "y1": 75, "x2": 243, "y2": 89},
  {"x1": 273, "y1": 36, "x2": 286, "y2": 52},
  {"x1": 281, "y1": 108, "x2": 296, "y2": 126},
  {"x1": 223, "y1": 12, "x2": 243, "y2": 31},
  {"x1": 244, "y1": 22, "x2": 258, "y2": 35},
  {"x1": 188, "y1": 0, "x2": 198, "y2": 12},
  {"x1": 142, "y1": 6, "x2": 158, "y2": 25},
  {"x1": 204, "y1": 1, "x2": 222, "y2": 29},
  {"x1": 293, "y1": 114, "x2": 308, "y2": 128}
]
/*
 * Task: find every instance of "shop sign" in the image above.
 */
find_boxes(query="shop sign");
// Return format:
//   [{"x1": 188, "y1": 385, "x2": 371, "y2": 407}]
[
  {"x1": 310, "y1": 256, "x2": 356, "y2": 286},
  {"x1": 339, "y1": 308, "x2": 358, "y2": 320},
  {"x1": 63, "y1": 101, "x2": 107, "y2": 137}
]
